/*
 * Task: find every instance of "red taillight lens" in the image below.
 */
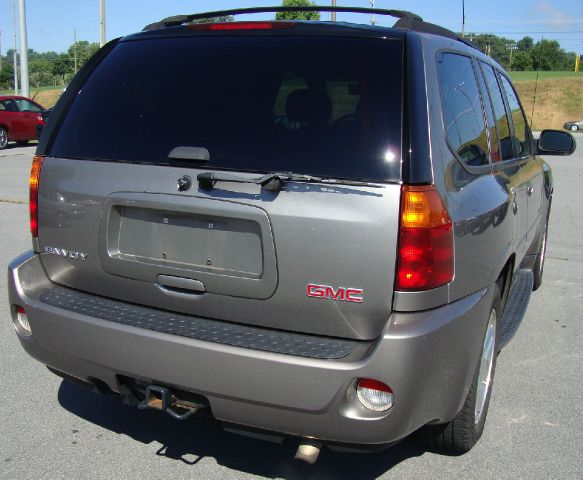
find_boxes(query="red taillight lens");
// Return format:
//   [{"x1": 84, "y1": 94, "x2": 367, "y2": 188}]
[
  {"x1": 30, "y1": 155, "x2": 44, "y2": 238},
  {"x1": 188, "y1": 21, "x2": 295, "y2": 31},
  {"x1": 396, "y1": 185, "x2": 454, "y2": 291}
]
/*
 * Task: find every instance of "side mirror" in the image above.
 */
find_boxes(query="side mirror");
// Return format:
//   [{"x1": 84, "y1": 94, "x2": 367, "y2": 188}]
[{"x1": 537, "y1": 129, "x2": 576, "y2": 156}]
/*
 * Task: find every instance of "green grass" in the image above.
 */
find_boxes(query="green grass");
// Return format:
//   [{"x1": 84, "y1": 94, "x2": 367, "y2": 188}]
[
  {"x1": 0, "y1": 85, "x2": 65, "y2": 96},
  {"x1": 509, "y1": 71, "x2": 583, "y2": 82}
]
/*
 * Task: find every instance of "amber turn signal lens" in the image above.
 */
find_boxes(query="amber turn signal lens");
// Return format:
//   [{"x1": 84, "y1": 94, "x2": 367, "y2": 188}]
[
  {"x1": 396, "y1": 185, "x2": 454, "y2": 290},
  {"x1": 29, "y1": 155, "x2": 44, "y2": 238}
]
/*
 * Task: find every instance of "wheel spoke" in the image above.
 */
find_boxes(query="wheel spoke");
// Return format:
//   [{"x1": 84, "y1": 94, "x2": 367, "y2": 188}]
[{"x1": 475, "y1": 309, "x2": 496, "y2": 424}]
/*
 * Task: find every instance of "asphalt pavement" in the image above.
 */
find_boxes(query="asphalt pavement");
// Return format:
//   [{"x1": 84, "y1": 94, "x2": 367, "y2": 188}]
[{"x1": 0, "y1": 139, "x2": 581, "y2": 479}]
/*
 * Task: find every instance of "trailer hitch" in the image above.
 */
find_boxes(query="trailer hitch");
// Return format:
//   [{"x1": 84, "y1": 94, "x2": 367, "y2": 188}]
[{"x1": 137, "y1": 385, "x2": 197, "y2": 420}]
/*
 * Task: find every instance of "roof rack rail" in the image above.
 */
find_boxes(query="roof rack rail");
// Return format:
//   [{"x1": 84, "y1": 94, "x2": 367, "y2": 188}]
[
  {"x1": 143, "y1": 5, "x2": 423, "y2": 31},
  {"x1": 393, "y1": 17, "x2": 478, "y2": 50},
  {"x1": 141, "y1": 5, "x2": 478, "y2": 52}
]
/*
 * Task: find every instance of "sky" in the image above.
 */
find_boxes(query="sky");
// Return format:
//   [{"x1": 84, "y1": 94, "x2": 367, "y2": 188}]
[{"x1": 0, "y1": 0, "x2": 582, "y2": 55}]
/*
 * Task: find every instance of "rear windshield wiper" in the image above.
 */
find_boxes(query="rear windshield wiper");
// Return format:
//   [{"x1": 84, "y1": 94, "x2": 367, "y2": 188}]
[{"x1": 197, "y1": 171, "x2": 382, "y2": 192}]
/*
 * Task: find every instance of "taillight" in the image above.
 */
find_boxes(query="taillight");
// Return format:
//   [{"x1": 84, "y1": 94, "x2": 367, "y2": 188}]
[
  {"x1": 188, "y1": 21, "x2": 295, "y2": 31},
  {"x1": 396, "y1": 185, "x2": 454, "y2": 290},
  {"x1": 30, "y1": 155, "x2": 44, "y2": 238}
]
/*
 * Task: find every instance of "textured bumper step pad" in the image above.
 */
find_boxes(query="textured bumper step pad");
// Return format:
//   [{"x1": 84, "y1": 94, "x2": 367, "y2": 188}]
[{"x1": 40, "y1": 287, "x2": 359, "y2": 359}]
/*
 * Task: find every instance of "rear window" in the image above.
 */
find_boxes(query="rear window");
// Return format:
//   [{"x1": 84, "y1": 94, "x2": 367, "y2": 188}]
[{"x1": 50, "y1": 35, "x2": 403, "y2": 182}]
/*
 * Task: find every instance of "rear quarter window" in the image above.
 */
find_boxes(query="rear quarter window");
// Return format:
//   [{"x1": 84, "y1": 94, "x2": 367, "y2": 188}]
[
  {"x1": 437, "y1": 53, "x2": 489, "y2": 168},
  {"x1": 481, "y1": 63, "x2": 514, "y2": 161},
  {"x1": 499, "y1": 74, "x2": 532, "y2": 158}
]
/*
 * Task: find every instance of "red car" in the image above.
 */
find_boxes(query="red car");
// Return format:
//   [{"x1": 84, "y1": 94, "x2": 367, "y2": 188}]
[{"x1": 0, "y1": 95, "x2": 46, "y2": 149}]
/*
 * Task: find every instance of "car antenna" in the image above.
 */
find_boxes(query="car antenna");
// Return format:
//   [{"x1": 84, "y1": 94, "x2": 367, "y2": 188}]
[{"x1": 530, "y1": 34, "x2": 544, "y2": 128}]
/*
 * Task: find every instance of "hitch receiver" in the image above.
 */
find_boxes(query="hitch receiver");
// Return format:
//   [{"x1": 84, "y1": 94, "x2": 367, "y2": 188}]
[{"x1": 137, "y1": 385, "x2": 197, "y2": 421}]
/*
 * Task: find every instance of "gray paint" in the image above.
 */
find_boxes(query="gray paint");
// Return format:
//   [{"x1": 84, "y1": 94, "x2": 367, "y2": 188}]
[
  {"x1": 410, "y1": 34, "x2": 551, "y2": 305},
  {"x1": 100, "y1": 193, "x2": 277, "y2": 299},
  {"x1": 37, "y1": 158, "x2": 401, "y2": 340},
  {"x1": 8, "y1": 252, "x2": 492, "y2": 444}
]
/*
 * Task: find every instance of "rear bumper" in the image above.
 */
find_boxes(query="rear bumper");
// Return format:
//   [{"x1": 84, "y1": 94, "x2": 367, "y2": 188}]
[{"x1": 8, "y1": 251, "x2": 494, "y2": 445}]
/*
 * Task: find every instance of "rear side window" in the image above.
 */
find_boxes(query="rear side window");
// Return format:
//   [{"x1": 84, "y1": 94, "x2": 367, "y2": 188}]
[
  {"x1": 481, "y1": 64, "x2": 513, "y2": 161},
  {"x1": 50, "y1": 35, "x2": 403, "y2": 182},
  {"x1": 499, "y1": 75, "x2": 532, "y2": 158},
  {"x1": 15, "y1": 99, "x2": 42, "y2": 113},
  {"x1": 474, "y1": 63, "x2": 499, "y2": 163},
  {"x1": 0, "y1": 100, "x2": 17, "y2": 112},
  {"x1": 437, "y1": 53, "x2": 489, "y2": 167}
]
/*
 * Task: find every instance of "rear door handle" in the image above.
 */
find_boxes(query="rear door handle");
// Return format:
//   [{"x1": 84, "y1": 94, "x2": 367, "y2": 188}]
[
  {"x1": 527, "y1": 183, "x2": 534, "y2": 196},
  {"x1": 157, "y1": 275, "x2": 206, "y2": 294}
]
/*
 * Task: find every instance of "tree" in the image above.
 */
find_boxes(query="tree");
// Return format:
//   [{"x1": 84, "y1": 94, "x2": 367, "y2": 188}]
[
  {"x1": 51, "y1": 54, "x2": 72, "y2": 79},
  {"x1": 29, "y1": 59, "x2": 52, "y2": 87},
  {"x1": 275, "y1": 0, "x2": 320, "y2": 21},
  {"x1": 531, "y1": 39, "x2": 563, "y2": 71},
  {"x1": 466, "y1": 33, "x2": 514, "y2": 68},
  {"x1": 190, "y1": 15, "x2": 234, "y2": 24},
  {"x1": 512, "y1": 50, "x2": 533, "y2": 71},
  {"x1": 0, "y1": 63, "x2": 15, "y2": 90},
  {"x1": 68, "y1": 41, "x2": 100, "y2": 69},
  {"x1": 516, "y1": 36, "x2": 533, "y2": 52}
]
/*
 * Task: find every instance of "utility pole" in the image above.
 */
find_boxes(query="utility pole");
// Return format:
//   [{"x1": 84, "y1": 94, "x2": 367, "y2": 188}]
[
  {"x1": 0, "y1": 31, "x2": 3, "y2": 71},
  {"x1": 330, "y1": 0, "x2": 336, "y2": 22},
  {"x1": 73, "y1": 29, "x2": 77, "y2": 74},
  {"x1": 461, "y1": 0, "x2": 465, "y2": 38},
  {"x1": 13, "y1": 1, "x2": 18, "y2": 95},
  {"x1": 507, "y1": 43, "x2": 517, "y2": 71},
  {"x1": 369, "y1": 0, "x2": 375, "y2": 26},
  {"x1": 99, "y1": 0, "x2": 106, "y2": 47},
  {"x1": 18, "y1": 0, "x2": 29, "y2": 98}
]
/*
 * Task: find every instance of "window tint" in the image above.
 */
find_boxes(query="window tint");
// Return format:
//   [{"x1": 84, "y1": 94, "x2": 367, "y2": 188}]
[
  {"x1": 326, "y1": 79, "x2": 361, "y2": 122},
  {"x1": 475, "y1": 63, "x2": 499, "y2": 163},
  {"x1": 500, "y1": 75, "x2": 532, "y2": 157},
  {"x1": 481, "y1": 64, "x2": 513, "y2": 161},
  {"x1": 1, "y1": 100, "x2": 18, "y2": 112},
  {"x1": 50, "y1": 36, "x2": 403, "y2": 182},
  {"x1": 438, "y1": 53, "x2": 489, "y2": 167},
  {"x1": 273, "y1": 72, "x2": 308, "y2": 118}
]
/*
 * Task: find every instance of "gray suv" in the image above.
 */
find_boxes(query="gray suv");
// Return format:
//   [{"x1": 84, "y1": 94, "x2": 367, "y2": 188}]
[{"x1": 7, "y1": 6, "x2": 576, "y2": 462}]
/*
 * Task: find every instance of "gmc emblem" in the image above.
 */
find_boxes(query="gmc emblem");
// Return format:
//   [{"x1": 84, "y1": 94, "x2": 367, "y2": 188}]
[{"x1": 306, "y1": 284, "x2": 364, "y2": 303}]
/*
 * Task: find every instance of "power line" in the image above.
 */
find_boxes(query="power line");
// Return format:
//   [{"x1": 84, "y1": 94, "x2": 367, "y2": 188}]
[{"x1": 99, "y1": 0, "x2": 106, "y2": 47}]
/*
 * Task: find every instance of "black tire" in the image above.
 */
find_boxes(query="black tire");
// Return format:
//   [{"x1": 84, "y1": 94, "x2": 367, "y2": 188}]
[
  {"x1": 417, "y1": 285, "x2": 501, "y2": 453},
  {"x1": 532, "y1": 223, "x2": 548, "y2": 291},
  {"x1": 532, "y1": 205, "x2": 550, "y2": 291},
  {"x1": 0, "y1": 127, "x2": 8, "y2": 150}
]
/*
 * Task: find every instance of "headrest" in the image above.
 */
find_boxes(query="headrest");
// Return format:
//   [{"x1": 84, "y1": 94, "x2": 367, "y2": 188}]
[{"x1": 285, "y1": 89, "x2": 332, "y2": 127}]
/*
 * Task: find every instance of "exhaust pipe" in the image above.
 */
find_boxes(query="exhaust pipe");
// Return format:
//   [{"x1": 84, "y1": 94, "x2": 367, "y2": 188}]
[{"x1": 294, "y1": 438, "x2": 322, "y2": 464}]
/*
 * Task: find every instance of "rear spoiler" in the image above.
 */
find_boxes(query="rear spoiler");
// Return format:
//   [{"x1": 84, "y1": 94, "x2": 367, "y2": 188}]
[{"x1": 143, "y1": 5, "x2": 423, "y2": 31}]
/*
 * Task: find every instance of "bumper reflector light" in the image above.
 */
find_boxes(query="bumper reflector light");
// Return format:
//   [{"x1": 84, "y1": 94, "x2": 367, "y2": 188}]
[
  {"x1": 356, "y1": 378, "x2": 394, "y2": 412},
  {"x1": 15, "y1": 306, "x2": 32, "y2": 336}
]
